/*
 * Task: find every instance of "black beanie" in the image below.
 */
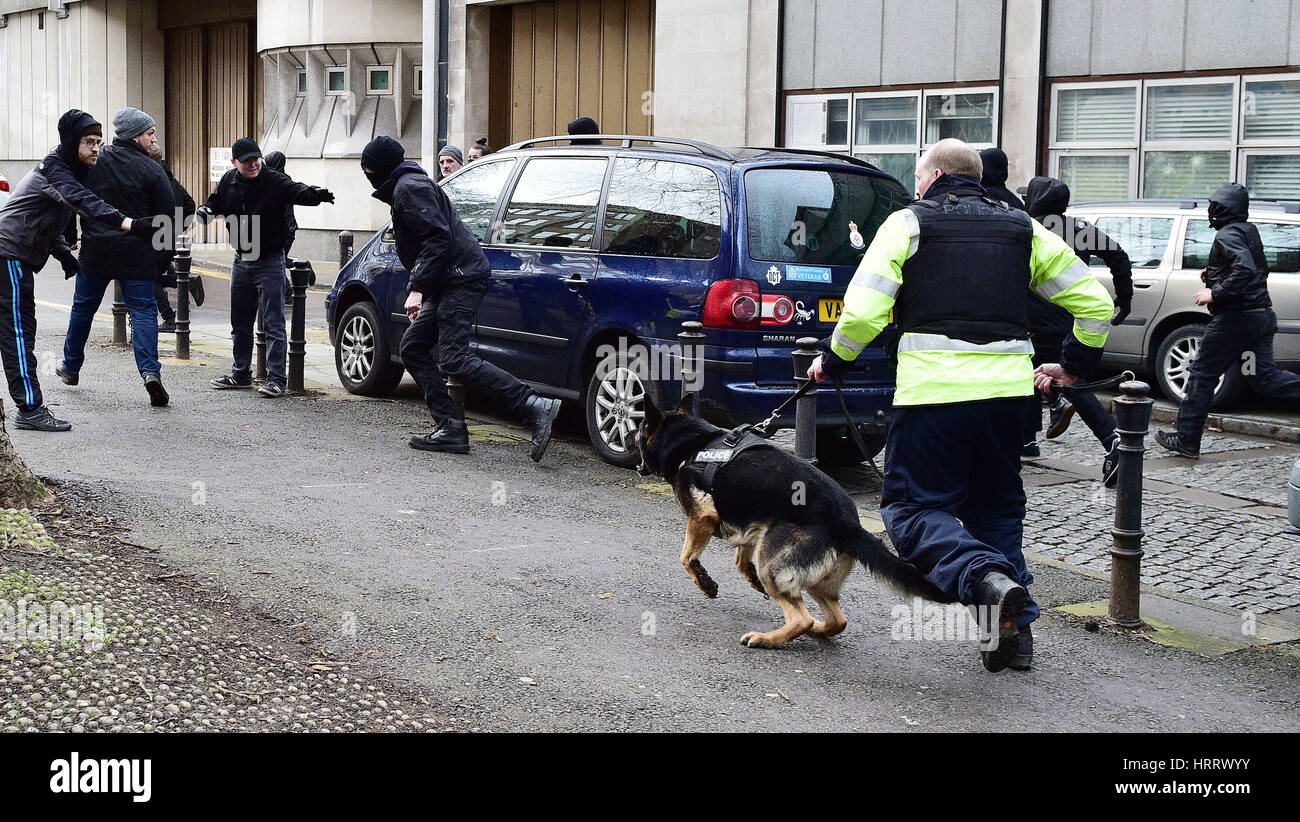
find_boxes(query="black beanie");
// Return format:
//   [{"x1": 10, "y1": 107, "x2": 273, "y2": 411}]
[{"x1": 361, "y1": 136, "x2": 405, "y2": 180}]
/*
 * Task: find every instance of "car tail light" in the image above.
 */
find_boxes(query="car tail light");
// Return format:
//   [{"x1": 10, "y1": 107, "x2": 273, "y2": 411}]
[
  {"x1": 761, "y1": 294, "x2": 796, "y2": 326},
  {"x1": 0, "y1": 179, "x2": 8, "y2": 193},
  {"x1": 702, "y1": 278, "x2": 761, "y2": 330}
]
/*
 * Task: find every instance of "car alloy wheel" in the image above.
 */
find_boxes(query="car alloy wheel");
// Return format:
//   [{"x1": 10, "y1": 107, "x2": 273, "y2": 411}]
[
  {"x1": 593, "y1": 365, "x2": 645, "y2": 457},
  {"x1": 340, "y1": 313, "x2": 376, "y2": 383},
  {"x1": 1162, "y1": 333, "x2": 1224, "y2": 401}
]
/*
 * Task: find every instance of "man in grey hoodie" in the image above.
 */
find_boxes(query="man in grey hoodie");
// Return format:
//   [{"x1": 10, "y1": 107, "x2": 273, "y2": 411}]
[{"x1": 0, "y1": 109, "x2": 158, "y2": 431}]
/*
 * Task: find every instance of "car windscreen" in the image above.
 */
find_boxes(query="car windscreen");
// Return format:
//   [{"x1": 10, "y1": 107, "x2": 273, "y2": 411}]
[{"x1": 744, "y1": 168, "x2": 910, "y2": 267}]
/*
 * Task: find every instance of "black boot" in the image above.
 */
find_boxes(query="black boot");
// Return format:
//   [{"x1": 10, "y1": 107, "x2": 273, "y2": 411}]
[
  {"x1": 975, "y1": 572, "x2": 1028, "y2": 673},
  {"x1": 409, "y1": 418, "x2": 470, "y2": 454},
  {"x1": 522, "y1": 394, "x2": 562, "y2": 462},
  {"x1": 1009, "y1": 624, "x2": 1033, "y2": 671},
  {"x1": 143, "y1": 373, "x2": 169, "y2": 407}
]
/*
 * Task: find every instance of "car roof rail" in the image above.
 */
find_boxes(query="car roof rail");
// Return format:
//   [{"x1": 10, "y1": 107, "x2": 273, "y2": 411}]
[
  {"x1": 737, "y1": 146, "x2": 878, "y2": 170},
  {"x1": 501, "y1": 134, "x2": 737, "y2": 161}
]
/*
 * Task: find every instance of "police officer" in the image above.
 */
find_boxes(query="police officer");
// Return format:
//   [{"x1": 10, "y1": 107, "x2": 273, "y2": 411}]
[
  {"x1": 359, "y1": 136, "x2": 562, "y2": 461},
  {"x1": 1157, "y1": 183, "x2": 1300, "y2": 458},
  {"x1": 809, "y1": 139, "x2": 1115, "y2": 673}
]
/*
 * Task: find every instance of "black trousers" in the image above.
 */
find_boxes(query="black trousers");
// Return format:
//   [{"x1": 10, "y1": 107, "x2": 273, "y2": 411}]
[
  {"x1": 154, "y1": 280, "x2": 175, "y2": 323},
  {"x1": 1175, "y1": 308, "x2": 1300, "y2": 450},
  {"x1": 0, "y1": 258, "x2": 43, "y2": 413},
  {"x1": 399, "y1": 277, "x2": 533, "y2": 425}
]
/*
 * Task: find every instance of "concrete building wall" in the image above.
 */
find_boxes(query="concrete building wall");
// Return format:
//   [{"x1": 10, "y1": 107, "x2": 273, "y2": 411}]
[
  {"x1": 0, "y1": 0, "x2": 165, "y2": 183},
  {"x1": 652, "y1": 0, "x2": 779, "y2": 146},
  {"x1": 257, "y1": 0, "x2": 423, "y2": 51},
  {"x1": 1047, "y1": 0, "x2": 1300, "y2": 77}
]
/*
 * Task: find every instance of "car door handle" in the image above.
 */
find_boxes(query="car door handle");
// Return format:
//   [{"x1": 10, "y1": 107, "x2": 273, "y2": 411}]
[
  {"x1": 1133, "y1": 280, "x2": 1157, "y2": 289},
  {"x1": 564, "y1": 273, "x2": 589, "y2": 291}
]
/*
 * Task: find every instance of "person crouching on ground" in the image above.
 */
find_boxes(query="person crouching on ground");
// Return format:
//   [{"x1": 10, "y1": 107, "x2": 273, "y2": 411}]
[{"x1": 360, "y1": 135, "x2": 562, "y2": 461}]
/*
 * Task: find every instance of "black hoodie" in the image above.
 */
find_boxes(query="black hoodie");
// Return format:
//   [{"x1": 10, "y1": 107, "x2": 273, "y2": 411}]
[
  {"x1": 1023, "y1": 176, "x2": 1133, "y2": 345},
  {"x1": 1203, "y1": 183, "x2": 1271, "y2": 314},
  {"x1": 978, "y1": 148, "x2": 1025, "y2": 211},
  {"x1": 263, "y1": 152, "x2": 298, "y2": 257},
  {"x1": 372, "y1": 161, "x2": 488, "y2": 294},
  {"x1": 0, "y1": 110, "x2": 126, "y2": 270}
]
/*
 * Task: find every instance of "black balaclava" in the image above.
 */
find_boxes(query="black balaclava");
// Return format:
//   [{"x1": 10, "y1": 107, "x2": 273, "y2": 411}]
[
  {"x1": 56, "y1": 109, "x2": 103, "y2": 179},
  {"x1": 361, "y1": 136, "x2": 405, "y2": 190},
  {"x1": 1208, "y1": 183, "x2": 1250, "y2": 229},
  {"x1": 264, "y1": 151, "x2": 286, "y2": 173}
]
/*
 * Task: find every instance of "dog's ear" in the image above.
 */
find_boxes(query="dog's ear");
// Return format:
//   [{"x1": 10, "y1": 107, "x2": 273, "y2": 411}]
[
  {"x1": 643, "y1": 396, "x2": 663, "y2": 428},
  {"x1": 677, "y1": 393, "x2": 696, "y2": 416}
]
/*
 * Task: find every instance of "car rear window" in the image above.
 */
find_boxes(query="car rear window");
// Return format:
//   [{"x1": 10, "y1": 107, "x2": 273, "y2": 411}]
[
  {"x1": 744, "y1": 168, "x2": 909, "y2": 267},
  {"x1": 1091, "y1": 216, "x2": 1174, "y2": 268},
  {"x1": 1184, "y1": 219, "x2": 1300, "y2": 274}
]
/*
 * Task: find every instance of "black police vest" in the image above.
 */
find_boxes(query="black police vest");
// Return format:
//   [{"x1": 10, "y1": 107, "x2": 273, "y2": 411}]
[{"x1": 894, "y1": 190, "x2": 1034, "y2": 346}]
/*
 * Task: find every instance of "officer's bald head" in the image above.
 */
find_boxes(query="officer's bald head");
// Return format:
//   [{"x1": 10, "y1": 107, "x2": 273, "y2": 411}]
[{"x1": 916, "y1": 139, "x2": 983, "y2": 197}]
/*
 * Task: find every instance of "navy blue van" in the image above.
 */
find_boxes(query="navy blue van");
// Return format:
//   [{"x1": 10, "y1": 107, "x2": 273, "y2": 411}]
[{"x1": 326, "y1": 136, "x2": 911, "y2": 468}]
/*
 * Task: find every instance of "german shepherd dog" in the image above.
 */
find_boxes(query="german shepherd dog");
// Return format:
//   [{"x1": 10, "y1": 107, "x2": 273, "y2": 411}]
[{"x1": 636, "y1": 394, "x2": 953, "y2": 648}]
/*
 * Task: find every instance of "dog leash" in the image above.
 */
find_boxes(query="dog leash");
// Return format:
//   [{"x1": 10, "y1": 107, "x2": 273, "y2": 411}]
[
  {"x1": 749, "y1": 376, "x2": 879, "y2": 467},
  {"x1": 1051, "y1": 370, "x2": 1136, "y2": 397}
]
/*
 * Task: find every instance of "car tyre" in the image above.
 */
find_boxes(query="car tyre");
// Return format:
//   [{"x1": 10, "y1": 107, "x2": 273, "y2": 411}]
[
  {"x1": 585, "y1": 346, "x2": 650, "y2": 469},
  {"x1": 1154, "y1": 323, "x2": 1247, "y2": 410},
  {"x1": 335, "y1": 301, "x2": 404, "y2": 396}
]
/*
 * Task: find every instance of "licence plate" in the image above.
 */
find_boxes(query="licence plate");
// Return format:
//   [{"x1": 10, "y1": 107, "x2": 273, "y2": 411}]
[{"x1": 818, "y1": 298, "x2": 843, "y2": 323}]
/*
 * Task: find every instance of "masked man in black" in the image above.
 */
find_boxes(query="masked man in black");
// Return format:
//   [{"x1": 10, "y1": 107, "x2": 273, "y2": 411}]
[{"x1": 360, "y1": 136, "x2": 561, "y2": 461}]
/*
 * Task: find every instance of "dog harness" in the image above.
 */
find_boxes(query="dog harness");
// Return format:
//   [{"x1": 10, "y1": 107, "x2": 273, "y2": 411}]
[{"x1": 684, "y1": 428, "x2": 772, "y2": 492}]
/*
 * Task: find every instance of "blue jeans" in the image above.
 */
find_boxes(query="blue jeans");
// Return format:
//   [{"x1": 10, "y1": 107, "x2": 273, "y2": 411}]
[
  {"x1": 63, "y1": 273, "x2": 160, "y2": 377},
  {"x1": 230, "y1": 256, "x2": 287, "y2": 386},
  {"x1": 881, "y1": 397, "x2": 1038, "y2": 629}
]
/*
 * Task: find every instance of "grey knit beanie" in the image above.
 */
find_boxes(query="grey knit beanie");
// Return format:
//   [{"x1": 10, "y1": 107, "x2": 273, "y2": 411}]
[
  {"x1": 438, "y1": 144, "x2": 464, "y2": 165},
  {"x1": 113, "y1": 107, "x2": 156, "y2": 140}
]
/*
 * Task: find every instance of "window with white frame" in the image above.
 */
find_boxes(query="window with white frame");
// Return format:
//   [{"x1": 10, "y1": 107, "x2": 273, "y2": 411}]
[
  {"x1": 296, "y1": 70, "x2": 307, "y2": 96},
  {"x1": 414, "y1": 65, "x2": 423, "y2": 96},
  {"x1": 1050, "y1": 73, "x2": 1300, "y2": 201},
  {"x1": 326, "y1": 67, "x2": 346, "y2": 95},
  {"x1": 785, "y1": 87, "x2": 997, "y2": 189},
  {"x1": 367, "y1": 66, "x2": 393, "y2": 95}
]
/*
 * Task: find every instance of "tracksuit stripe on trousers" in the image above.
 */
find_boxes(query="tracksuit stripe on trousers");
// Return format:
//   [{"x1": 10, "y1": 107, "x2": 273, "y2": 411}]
[{"x1": 1, "y1": 259, "x2": 41, "y2": 412}]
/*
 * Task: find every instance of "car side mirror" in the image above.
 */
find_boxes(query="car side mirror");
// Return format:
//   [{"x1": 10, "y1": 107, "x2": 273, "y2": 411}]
[{"x1": 381, "y1": 227, "x2": 395, "y2": 245}]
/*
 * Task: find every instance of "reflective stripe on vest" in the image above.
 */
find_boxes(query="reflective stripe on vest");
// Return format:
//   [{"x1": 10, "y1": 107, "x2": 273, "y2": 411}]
[{"x1": 897, "y1": 333, "x2": 1035, "y2": 355}]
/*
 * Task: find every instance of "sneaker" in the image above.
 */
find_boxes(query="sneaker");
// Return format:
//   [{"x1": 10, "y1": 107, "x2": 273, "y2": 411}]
[
  {"x1": 1009, "y1": 625, "x2": 1033, "y2": 671},
  {"x1": 257, "y1": 382, "x2": 285, "y2": 398},
  {"x1": 1155, "y1": 430, "x2": 1199, "y2": 459},
  {"x1": 55, "y1": 362, "x2": 78, "y2": 386},
  {"x1": 1021, "y1": 440, "x2": 1041, "y2": 458},
  {"x1": 1101, "y1": 437, "x2": 1120, "y2": 488},
  {"x1": 409, "y1": 419, "x2": 470, "y2": 454},
  {"x1": 157, "y1": 320, "x2": 177, "y2": 333},
  {"x1": 1045, "y1": 397, "x2": 1075, "y2": 439},
  {"x1": 143, "y1": 373, "x2": 169, "y2": 407},
  {"x1": 210, "y1": 374, "x2": 253, "y2": 390},
  {"x1": 975, "y1": 572, "x2": 1028, "y2": 673},
  {"x1": 14, "y1": 406, "x2": 72, "y2": 432},
  {"x1": 522, "y1": 395, "x2": 562, "y2": 462},
  {"x1": 189, "y1": 275, "x2": 205, "y2": 307}
]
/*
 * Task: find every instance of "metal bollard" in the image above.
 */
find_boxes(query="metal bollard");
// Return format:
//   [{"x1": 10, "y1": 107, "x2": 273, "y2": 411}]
[
  {"x1": 1109, "y1": 378, "x2": 1153, "y2": 628},
  {"x1": 446, "y1": 376, "x2": 466, "y2": 418},
  {"x1": 792, "y1": 338, "x2": 820, "y2": 462},
  {"x1": 677, "y1": 320, "x2": 705, "y2": 415},
  {"x1": 339, "y1": 230, "x2": 354, "y2": 268},
  {"x1": 254, "y1": 303, "x2": 267, "y2": 382},
  {"x1": 112, "y1": 281, "x2": 128, "y2": 347},
  {"x1": 288, "y1": 260, "x2": 311, "y2": 392},
  {"x1": 174, "y1": 237, "x2": 191, "y2": 360}
]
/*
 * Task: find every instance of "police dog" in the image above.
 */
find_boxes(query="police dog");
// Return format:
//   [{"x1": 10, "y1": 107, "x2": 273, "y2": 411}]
[{"x1": 637, "y1": 394, "x2": 953, "y2": 648}]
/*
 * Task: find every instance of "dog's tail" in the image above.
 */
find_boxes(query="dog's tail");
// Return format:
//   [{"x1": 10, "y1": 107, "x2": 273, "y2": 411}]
[{"x1": 839, "y1": 527, "x2": 955, "y2": 603}]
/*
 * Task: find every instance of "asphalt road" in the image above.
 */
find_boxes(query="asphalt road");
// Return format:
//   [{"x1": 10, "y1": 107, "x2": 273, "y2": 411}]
[{"x1": 9, "y1": 265, "x2": 1299, "y2": 732}]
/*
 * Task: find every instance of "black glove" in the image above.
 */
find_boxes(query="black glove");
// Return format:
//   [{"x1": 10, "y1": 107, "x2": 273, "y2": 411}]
[
  {"x1": 52, "y1": 247, "x2": 80, "y2": 280},
  {"x1": 1111, "y1": 298, "x2": 1132, "y2": 326},
  {"x1": 129, "y1": 216, "x2": 160, "y2": 242},
  {"x1": 195, "y1": 205, "x2": 215, "y2": 224},
  {"x1": 311, "y1": 186, "x2": 335, "y2": 205}
]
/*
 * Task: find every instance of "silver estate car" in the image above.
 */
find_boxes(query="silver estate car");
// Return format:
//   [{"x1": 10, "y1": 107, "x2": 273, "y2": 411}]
[{"x1": 1066, "y1": 199, "x2": 1300, "y2": 409}]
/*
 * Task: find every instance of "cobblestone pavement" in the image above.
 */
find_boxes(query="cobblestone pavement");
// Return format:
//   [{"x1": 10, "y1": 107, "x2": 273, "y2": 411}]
[{"x1": 786, "y1": 410, "x2": 1300, "y2": 618}]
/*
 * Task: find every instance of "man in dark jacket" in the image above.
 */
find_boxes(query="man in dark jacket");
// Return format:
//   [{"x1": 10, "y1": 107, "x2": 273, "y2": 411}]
[
  {"x1": 262, "y1": 151, "x2": 296, "y2": 306},
  {"x1": 198, "y1": 138, "x2": 334, "y2": 397},
  {"x1": 0, "y1": 109, "x2": 156, "y2": 431},
  {"x1": 1157, "y1": 184, "x2": 1300, "y2": 458},
  {"x1": 148, "y1": 143, "x2": 198, "y2": 331},
  {"x1": 979, "y1": 148, "x2": 1025, "y2": 211},
  {"x1": 1023, "y1": 176, "x2": 1134, "y2": 484},
  {"x1": 58, "y1": 107, "x2": 175, "y2": 407},
  {"x1": 360, "y1": 135, "x2": 562, "y2": 461}
]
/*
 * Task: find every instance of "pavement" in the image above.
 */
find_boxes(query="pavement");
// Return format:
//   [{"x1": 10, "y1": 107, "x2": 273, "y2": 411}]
[{"x1": 2, "y1": 263, "x2": 1298, "y2": 732}]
